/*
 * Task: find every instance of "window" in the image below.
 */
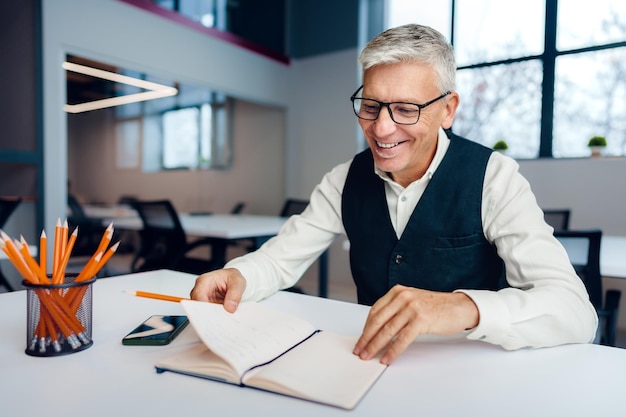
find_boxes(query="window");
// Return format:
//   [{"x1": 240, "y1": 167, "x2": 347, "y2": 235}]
[
  {"x1": 115, "y1": 80, "x2": 233, "y2": 172},
  {"x1": 162, "y1": 107, "x2": 201, "y2": 169},
  {"x1": 384, "y1": 0, "x2": 626, "y2": 158}
]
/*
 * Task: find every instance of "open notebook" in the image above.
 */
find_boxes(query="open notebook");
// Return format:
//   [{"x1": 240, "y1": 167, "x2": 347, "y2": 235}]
[{"x1": 155, "y1": 300, "x2": 387, "y2": 410}]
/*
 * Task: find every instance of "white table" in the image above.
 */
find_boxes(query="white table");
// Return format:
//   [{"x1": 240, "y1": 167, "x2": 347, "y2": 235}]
[
  {"x1": 1, "y1": 270, "x2": 625, "y2": 417},
  {"x1": 600, "y1": 236, "x2": 626, "y2": 279},
  {"x1": 81, "y1": 204, "x2": 138, "y2": 221},
  {"x1": 559, "y1": 235, "x2": 626, "y2": 279},
  {"x1": 110, "y1": 213, "x2": 287, "y2": 240},
  {"x1": 111, "y1": 213, "x2": 328, "y2": 297}
]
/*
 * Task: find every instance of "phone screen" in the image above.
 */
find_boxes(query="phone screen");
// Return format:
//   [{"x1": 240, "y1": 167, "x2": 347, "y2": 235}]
[{"x1": 122, "y1": 315, "x2": 189, "y2": 346}]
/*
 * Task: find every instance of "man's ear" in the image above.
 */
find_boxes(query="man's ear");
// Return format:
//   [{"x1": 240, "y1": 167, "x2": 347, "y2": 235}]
[{"x1": 441, "y1": 92, "x2": 460, "y2": 129}]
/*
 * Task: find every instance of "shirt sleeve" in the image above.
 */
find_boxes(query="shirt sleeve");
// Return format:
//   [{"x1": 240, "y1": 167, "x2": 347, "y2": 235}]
[
  {"x1": 225, "y1": 160, "x2": 351, "y2": 302},
  {"x1": 457, "y1": 152, "x2": 598, "y2": 349}
]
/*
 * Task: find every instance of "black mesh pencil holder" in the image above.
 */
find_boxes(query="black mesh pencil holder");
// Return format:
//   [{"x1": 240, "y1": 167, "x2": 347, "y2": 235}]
[{"x1": 23, "y1": 275, "x2": 96, "y2": 357}]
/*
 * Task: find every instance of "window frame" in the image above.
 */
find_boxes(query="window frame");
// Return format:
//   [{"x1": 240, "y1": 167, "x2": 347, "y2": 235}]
[{"x1": 383, "y1": 0, "x2": 626, "y2": 159}]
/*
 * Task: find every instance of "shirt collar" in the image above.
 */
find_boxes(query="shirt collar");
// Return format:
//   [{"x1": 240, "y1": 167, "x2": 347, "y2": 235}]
[{"x1": 374, "y1": 127, "x2": 451, "y2": 186}]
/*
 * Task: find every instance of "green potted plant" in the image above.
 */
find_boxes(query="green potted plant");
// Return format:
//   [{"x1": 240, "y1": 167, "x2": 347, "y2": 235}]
[
  {"x1": 587, "y1": 135, "x2": 607, "y2": 157},
  {"x1": 493, "y1": 140, "x2": 508, "y2": 152}
]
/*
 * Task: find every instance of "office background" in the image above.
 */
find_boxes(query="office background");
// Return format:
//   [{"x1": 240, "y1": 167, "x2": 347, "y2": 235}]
[{"x1": 2, "y1": 0, "x2": 626, "y2": 305}]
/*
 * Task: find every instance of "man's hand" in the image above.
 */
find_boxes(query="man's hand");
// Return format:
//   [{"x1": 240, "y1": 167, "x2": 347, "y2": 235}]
[
  {"x1": 353, "y1": 285, "x2": 479, "y2": 365},
  {"x1": 189, "y1": 268, "x2": 247, "y2": 313}
]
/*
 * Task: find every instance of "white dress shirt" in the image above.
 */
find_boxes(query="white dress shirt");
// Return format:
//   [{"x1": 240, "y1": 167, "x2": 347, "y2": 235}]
[{"x1": 227, "y1": 128, "x2": 598, "y2": 350}]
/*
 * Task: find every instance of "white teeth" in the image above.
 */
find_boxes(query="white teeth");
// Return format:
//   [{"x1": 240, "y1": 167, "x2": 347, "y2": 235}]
[{"x1": 377, "y1": 141, "x2": 399, "y2": 149}]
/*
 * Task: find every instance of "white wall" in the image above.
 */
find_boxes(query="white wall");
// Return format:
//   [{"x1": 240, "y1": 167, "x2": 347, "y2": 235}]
[
  {"x1": 286, "y1": 49, "x2": 361, "y2": 198},
  {"x1": 518, "y1": 157, "x2": 626, "y2": 234},
  {"x1": 68, "y1": 100, "x2": 286, "y2": 215}
]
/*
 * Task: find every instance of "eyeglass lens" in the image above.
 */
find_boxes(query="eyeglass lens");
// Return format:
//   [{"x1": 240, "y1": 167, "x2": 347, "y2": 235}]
[{"x1": 352, "y1": 99, "x2": 421, "y2": 124}]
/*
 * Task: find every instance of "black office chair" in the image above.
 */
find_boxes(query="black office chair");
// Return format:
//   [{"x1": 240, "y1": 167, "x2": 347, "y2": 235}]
[
  {"x1": 280, "y1": 199, "x2": 310, "y2": 217},
  {"x1": 130, "y1": 199, "x2": 221, "y2": 275},
  {"x1": 67, "y1": 194, "x2": 108, "y2": 256},
  {"x1": 230, "y1": 202, "x2": 246, "y2": 214},
  {"x1": 543, "y1": 209, "x2": 571, "y2": 231},
  {"x1": 554, "y1": 229, "x2": 621, "y2": 346},
  {"x1": 0, "y1": 197, "x2": 22, "y2": 291}
]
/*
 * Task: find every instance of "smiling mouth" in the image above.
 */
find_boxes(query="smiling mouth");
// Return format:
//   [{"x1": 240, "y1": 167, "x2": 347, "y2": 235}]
[{"x1": 376, "y1": 141, "x2": 403, "y2": 149}]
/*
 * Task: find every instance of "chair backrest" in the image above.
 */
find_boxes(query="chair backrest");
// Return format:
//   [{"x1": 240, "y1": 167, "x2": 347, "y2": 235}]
[
  {"x1": 280, "y1": 199, "x2": 309, "y2": 217},
  {"x1": 0, "y1": 197, "x2": 22, "y2": 228},
  {"x1": 230, "y1": 202, "x2": 246, "y2": 214},
  {"x1": 554, "y1": 229, "x2": 602, "y2": 310},
  {"x1": 543, "y1": 209, "x2": 571, "y2": 230},
  {"x1": 67, "y1": 194, "x2": 88, "y2": 223},
  {"x1": 130, "y1": 200, "x2": 187, "y2": 271}
]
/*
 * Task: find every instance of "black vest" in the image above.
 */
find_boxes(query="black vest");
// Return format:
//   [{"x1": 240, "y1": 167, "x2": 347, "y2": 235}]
[{"x1": 342, "y1": 134, "x2": 505, "y2": 305}]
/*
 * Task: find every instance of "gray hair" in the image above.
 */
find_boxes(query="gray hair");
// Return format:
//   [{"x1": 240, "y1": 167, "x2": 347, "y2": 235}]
[{"x1": 358, "y1": 24, "x2": 456, "y2": 93}]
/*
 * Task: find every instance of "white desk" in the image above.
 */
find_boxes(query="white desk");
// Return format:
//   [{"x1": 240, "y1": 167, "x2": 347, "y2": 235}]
[
  {"x1": 1, "y1": 270, "x2": 625, "y2": 417},
  {"x1": 111, "y1": 213, "x2": 329, "y2": 297},
  {"x1": 82, "y1": 204, "x2": 138, "y2": 221},
  {"x1": 600, "y1": 236, "x2": 626, "y2": 279},
  {"x1": 559, "y1": 235, "x2": 626, "y2": 279},
  {"x1": 110, "y1": 213, "x2": 287, "y2": 240}
]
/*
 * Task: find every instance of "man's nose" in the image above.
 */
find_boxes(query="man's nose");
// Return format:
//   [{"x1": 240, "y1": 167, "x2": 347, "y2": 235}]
[{"x1": 372, "y1": 105, "x2": 397, "y2": 135}]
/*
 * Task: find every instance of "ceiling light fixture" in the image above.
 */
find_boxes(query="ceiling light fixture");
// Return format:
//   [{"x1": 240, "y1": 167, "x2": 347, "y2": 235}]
[{"x1": 63, "y1": 61, "x2": 178, "y2": 113}]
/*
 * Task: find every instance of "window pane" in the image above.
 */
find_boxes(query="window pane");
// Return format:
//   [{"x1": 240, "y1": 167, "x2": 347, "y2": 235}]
[
  {"x1": 453, "y1": 60, "x2": 543, "y2": 158},
  {"x1": 557, "y1": 0, "x2": 626, "y2": 50},
  {"x1": 115, "y1": 119, "x2": 140, "y2": 169},
  {"x1": 454, "y1": 0, "x2": 545, "y2": 66},
  {"x1": 553, "y1": 48, "x2": 626, "y2": 158},
  {"x1": 162, "y1": 107, "x2": 200, "y2": 169},
  {"x1": 199, "y1": 103, "x2": 212, "y2": 167},
  {"x1": 179, "y1": 0, "x2": 216, "y2": 27},
  {"x1": 386, "y1": 0, "x2": 451, "y2": 36}
]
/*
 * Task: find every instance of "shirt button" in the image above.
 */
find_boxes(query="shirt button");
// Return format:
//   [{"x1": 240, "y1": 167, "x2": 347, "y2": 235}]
[
  {"x1": 400, "y1": 196, "x2": 407, "y2": 202},
  {"x1": 394, "y1": 254, "x2": 403, "y2": 264}
]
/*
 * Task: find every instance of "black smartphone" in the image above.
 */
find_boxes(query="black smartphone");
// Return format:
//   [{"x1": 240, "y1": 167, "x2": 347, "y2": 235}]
[{"x1": 122, "y1": 315, "x2": 189, "y2": 346}]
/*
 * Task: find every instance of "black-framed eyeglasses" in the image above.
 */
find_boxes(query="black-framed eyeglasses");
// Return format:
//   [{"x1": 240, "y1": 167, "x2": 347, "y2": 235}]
[{"x1": 350, "y1": 85, "x2": 451, "y2": 125}]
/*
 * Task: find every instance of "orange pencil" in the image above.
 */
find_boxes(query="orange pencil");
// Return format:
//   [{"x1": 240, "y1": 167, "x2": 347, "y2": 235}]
[
  {"x1": 53, "y1": 226, "x2": 78, "y2": 284},
  {"x1": 91, "y1": 241, "x2": 120, "y2": 277},
  {"x1": 125, "y1": 290, "x2": 189, "y2": 303},
  {"x1": 75, "y1": 251, "x2": 102, "y2": 283},
  {"x1": 39, "y1": 230, "x2": 47, "y2": 276},
  {"x1": 79, "y1": 223, "x2": 113, "y2": 276},
  {"x1": 19, "y1": 238, "x2": 49, "y2": 284},
  {"x1": 0, "y1": 234, "x2": 37, "y2": 284},
  {"x1": 96, "y1": 223, "x2": 114, "y2": 254},
  {"x1": 35, "y1": 291, "x2": 74, "y2": 337},
  {"x1": 47, "y1": 290, "x2": 84, "y2": 328},
  {"x1": 41, "y1": 309, "x2": 62, "y2": 353},
  {"x1": 52, "y1": 218, "x2": 62, "y2": 278},
  {"x1": 53, "y1": 220, "x2": 69, "y2": 283}
]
